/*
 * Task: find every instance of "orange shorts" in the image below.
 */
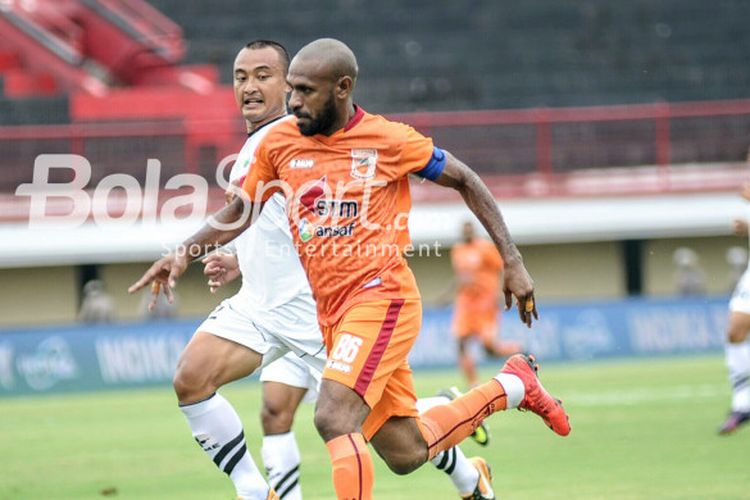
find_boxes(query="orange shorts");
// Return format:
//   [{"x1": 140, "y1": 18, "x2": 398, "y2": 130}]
[
  {"x1": 321, "y1": 298, "x2": 422, "y2": 441},
  {"x1": 452, "y1": 303, "x2": 500, "y2": 341}
]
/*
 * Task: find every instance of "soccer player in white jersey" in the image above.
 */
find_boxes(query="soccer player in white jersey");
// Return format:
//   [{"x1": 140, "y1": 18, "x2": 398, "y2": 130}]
[
  {"x1": 158, "y1": 40, "x2": 324, "y2": 500},
  {"x1": 719, "y1": 181, "x2": 750, "y2": 434},
  {"x1": 133, "y1": 40, "x2": 498, "y2": 499}
]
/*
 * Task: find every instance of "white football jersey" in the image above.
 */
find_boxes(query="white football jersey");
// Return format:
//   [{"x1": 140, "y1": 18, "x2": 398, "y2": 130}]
[{"x1": 228, "y1": 115, "x2": 316, "y2": 314}]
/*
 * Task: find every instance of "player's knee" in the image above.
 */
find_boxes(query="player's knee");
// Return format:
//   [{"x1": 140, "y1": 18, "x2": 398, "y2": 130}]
[
  {"x1": 314, "y1": 405, "x2": 356, "y2": 441},
  {"x1": 728, "y1": 326, "x2": 750, "y2": 343},
  {"x1": 728, "y1": 315, "x2": 750, "y2": 343},
  {"x1": 313, "y1": 406, "x2": 339, "y2": 441},
  {"x1": 261, "y1": 402, "x2": 294, "y2": 434},
  {"x1": 173, "y1": 364, "x2": 215, "y2": 403}
]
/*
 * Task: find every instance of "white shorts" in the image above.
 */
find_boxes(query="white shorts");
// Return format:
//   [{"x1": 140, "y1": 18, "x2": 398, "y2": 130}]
[
  {"x1": 730, "y1": 268, "x2": 750, "y2": 315},
  {"x1": 260, "y1": 352, "x2": 320, "y2": 403},
  {"x1": 196, "y1": 294, "x2": 326, "y2": 376}
]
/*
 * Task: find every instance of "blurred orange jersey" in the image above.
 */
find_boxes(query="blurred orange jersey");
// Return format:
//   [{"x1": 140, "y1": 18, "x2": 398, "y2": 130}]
[
  {"x1": 242, "y1": 107, "x2": 435, "y2": 326},
  {"x1": 451, "y1": 238, "x2": 503, "y2": 306}
]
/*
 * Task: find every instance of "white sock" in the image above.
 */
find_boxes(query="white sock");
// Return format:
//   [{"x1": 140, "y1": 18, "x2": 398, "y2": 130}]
[
  {"x1": 494, "y1": 373, "x2": 525, "y2": 408},
  {"x1": 726, "y1": 342, "x2": 750, "y2": 412},
  {"x1": 261, "y1": 432, "x2": 302, "y2": 500},
  {"x1": 431, "y1": 446, "x2": 480, "y2": 496},
  {"x1": 415, "y1": 395, "x2": 450, "y2": 413},
  {"x1": 180, "y1": 393, "x2": 269, "y2": 498}
]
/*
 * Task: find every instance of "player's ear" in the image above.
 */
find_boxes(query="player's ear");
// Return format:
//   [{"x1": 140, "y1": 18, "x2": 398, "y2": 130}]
[{"x1": 335, "y1": 76, "x2": 353, "y2": 99}]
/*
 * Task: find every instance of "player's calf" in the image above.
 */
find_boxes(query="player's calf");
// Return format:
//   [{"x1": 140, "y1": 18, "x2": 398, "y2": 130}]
[
  {"x1": 372, "y1": 447, "x2": 425, "y2": 475},
  {"x1": 370, "y1": 416, "x2": 429, "y2": 475},
  {"x1": 435, "y1": 388, "x2": 491, "y2": 446}
]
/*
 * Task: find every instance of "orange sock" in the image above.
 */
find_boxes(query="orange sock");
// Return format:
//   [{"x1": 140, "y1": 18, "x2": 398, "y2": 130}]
[
  {"x1": 419, "y1": 379, "x2": 507, "y2": 459},
  {"x1": 325, "y1": 433, "x2": 374, "y2": 500},
  {"x1": 459, "y1": 352, "x2": 478, "y2": 386}
]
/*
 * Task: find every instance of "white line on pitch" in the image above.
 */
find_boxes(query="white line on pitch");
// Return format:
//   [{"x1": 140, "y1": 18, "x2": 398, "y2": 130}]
[{"x1": 561, "y1": 384, "x2": 726, "y2": 406}]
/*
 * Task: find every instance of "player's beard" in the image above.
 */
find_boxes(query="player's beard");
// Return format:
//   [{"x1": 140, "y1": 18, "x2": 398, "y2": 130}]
[{"x1": 297, "y1": 93, "x2": 337, "y2": 136}]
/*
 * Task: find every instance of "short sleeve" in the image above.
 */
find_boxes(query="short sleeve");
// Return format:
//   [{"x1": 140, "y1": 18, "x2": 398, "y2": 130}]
[
  {"x1": 396, "y1": 125, "x2": 436, "y2": 178},
  {"x1": 241, "y1": 140, "x2": 281, "y2": 202}
]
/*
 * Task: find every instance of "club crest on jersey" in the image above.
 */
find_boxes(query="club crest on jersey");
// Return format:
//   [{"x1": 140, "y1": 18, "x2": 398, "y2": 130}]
[{"x1": 350, "y1": 149, "x2": 378, "y2": 180}]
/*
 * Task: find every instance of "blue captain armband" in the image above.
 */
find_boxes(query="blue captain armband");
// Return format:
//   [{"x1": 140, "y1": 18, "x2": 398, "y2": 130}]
[{"x1": 415, "y1": 147, "x2": 447, "y2": 181}]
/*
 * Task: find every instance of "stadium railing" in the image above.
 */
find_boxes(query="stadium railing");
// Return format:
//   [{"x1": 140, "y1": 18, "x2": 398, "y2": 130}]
[{"x1": 0, "y1": 98, "x2": 747, "y2": 215}]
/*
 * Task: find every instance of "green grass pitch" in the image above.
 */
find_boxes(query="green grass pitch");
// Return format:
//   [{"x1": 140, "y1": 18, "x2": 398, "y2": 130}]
[{"x1": 2, "y1": 355, "x2": 749, "y2": 499}]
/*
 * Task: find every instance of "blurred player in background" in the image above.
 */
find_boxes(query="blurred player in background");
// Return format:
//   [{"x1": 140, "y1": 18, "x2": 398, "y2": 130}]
[
  {"x1": 451, "y1": 221, "x2": 522, "y2": 387},
  {"x1": 719, "y1": 181, "x2": 750, "y2": 434},
  {"x1": 134, "y1": 39, "x2": 503, "y2": 500},
  {"x1": 77, "y1": 279, "x2": 115, "y2": 324},
  {"x1": 671, "y1": 247, "x2": 707, "y2": 296},
  {"x1": 726, "y1": 246, "x2": 748, "y2": 291}
]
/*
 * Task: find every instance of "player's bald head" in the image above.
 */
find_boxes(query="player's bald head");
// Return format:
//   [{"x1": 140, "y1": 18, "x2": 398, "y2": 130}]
[
  {"x1": 287, "y1": 39, "x2": 359, "y2": 136},
  {"x1": 290, "y1": 38, "x2": 358, "y2": 83}
]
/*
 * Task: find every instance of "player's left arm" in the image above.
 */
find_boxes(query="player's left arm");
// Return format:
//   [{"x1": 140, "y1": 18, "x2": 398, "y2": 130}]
[{"x1": 425, "y1": 149, "x2": 538, "y2": 327}]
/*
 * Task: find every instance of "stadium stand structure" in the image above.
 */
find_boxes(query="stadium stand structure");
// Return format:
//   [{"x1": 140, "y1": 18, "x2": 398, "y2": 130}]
[
  {"x1": 0, "y1": 0, "x2": 241, "y2": 185},
  {"x1": 148, "y1": 0, "x2": 750, "y2": 110},
  {"x1": 0, "y1": 0, "x2": 748, "y2": 193},
  {"x1": 0, "y1": 0, "x2": 189, "y2": 96}
]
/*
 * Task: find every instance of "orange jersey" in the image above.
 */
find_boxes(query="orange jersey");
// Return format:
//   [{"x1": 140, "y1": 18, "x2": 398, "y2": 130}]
[
  {"x1": 242, "y1": 107, "x2": 434, "y2": 326},
  {"x1": 451, "y1": 238, "x2": 503, "y2": 303}
]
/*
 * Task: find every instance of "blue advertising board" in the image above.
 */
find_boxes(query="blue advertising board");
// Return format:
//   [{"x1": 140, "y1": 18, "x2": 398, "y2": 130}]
[
  {"x1": 415, "y1": 296, "x2": 729, "y2": 367},
  {"x1": 0, "y1": 296, "x2": 730, "y2": 396}
]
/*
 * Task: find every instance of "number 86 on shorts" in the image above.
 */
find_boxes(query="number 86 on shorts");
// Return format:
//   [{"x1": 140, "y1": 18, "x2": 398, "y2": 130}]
[{"x1": 331, "y1": 333, "x2": 363, "y2": 363}]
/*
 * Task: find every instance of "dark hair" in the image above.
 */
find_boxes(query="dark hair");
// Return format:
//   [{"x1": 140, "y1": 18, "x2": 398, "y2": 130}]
[{"x1": 245, "y1": 40, "x2": 290, "y2": 73}]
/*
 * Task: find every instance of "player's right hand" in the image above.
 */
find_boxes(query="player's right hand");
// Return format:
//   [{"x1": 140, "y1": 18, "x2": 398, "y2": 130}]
[
  {"x1": 202, "y1": 251, "x2": 240, "y2": 293},
  {"x1": 127, "y1": 252, "x2": 189, "y2": 310},
  {"x1": 502, "y1": 259, "x2": 539, "y2": 328}
]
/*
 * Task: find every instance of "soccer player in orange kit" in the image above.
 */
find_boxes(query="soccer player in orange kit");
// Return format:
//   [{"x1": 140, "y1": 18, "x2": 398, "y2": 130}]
[
  {"x1": 130, "y1": 38, "x2": 570, "y2": 500},
  {"x1": 451, "y1": 221, "x2": 522, "y2": 387}
]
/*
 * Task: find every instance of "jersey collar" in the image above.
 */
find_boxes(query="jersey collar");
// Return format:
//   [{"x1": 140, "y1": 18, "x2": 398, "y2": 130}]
[
  {"x1": 343, "y1": 104, "x2": 365, "y2": 132},
  {"x1": 247, "y1": 113, "x2": 288, "y2": 137}
]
